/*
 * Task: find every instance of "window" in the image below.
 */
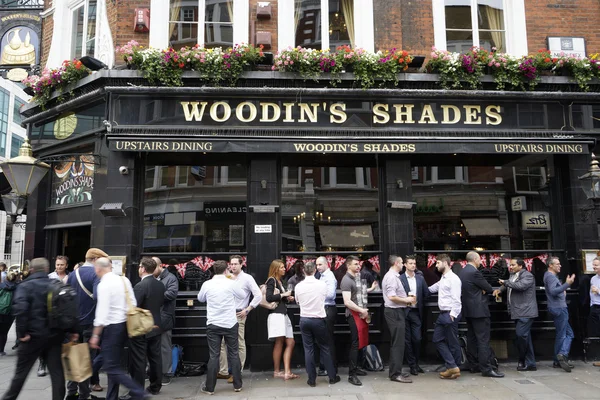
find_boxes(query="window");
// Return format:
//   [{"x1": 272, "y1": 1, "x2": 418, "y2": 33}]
[
  {"x1": 70, "y1": 0, "x2": 97, "y2": 58},
  {"x1": 167, "y1": 0, "x2": 246, "y2": 50},
  {"x1": 433, "y1": 0, "x2": 527, "y2": 55},
  {"x1": 514, "y1": 166, "x2": 546, "y2": 193},
  {"x1": 10, "y1": 136, "x2": 23, "y2": 158},
  {"x1": 13, "y1": 98, "x2": 24, "y2": 125},
  {"x1": 0, "y1": 88, "x2": 9, "y2": 157},
  {"x1": 517, "y1": 104, "x2": 547, "y2": 129},
  {"x1": 424, "y1": 166, "x2": 466, "y2": 183}
]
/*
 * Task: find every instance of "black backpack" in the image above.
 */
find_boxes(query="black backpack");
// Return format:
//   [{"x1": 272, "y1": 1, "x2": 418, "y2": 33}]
[
  {"x1": 361, "y1": 344, "x2": 385, "y2": 371},
  {"x1": 47, "y1": 280, "x2": 79, "y2": 330}
]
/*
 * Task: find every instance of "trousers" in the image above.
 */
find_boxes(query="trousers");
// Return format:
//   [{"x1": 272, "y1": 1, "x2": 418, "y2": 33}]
[
  {"x1": 346, "y1": 315, "x2": 360, "y2": 376},
  {"x1": 465, "y1": 317, "x2": 492, "y2": 373},
  {"x1": 384, "y1": 307, "x2": 406, "y2": 379},
  {"x1": 219, "y1": 315, "x2": 246, "y2": 375},
  {"x1": 548, "y1": 307, "x2": 574, "y2": 362},
  {"x1": 314, "y1": 305, "x2": 337, "y2": 373},
  {"x1": 515, "y1": 318, "x2": 536, "y2": 367},
  {"x1": 206, "y1": 324, "x2": 242, "y2": 392},
  {"x1": 2, "y1": 335, "x2": 64, "y2": 400},
  {"x1": 300, "y1": 317, "x2": 337, "y2": 384},
  {"x1": 102, "y1": 322, "x2": 144, "y2": 400},
  {"x1": 432, "y1": 312, "x2": 462, "y2": 369},
  {"x1": 129, "y1": 333, "x2": 163, "y2": 393},
  {"x1": 404, "y1": 308, "x2": 422, "y2": 368},
  {"x1": 161, "y1": 330, "x2": 173, "y2": 376},
  {"x1": 67, "y1": 324, "x2": 95, "y2": 399}
]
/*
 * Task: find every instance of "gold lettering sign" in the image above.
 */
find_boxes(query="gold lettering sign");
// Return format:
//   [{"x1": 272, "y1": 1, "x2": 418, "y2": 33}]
[
  {"x1": 493, "y1": 144, "x2": 584, "y2": 153},
  {"x1": 180, "y1": 101, "x2": 505, "y2": 126},
  {"x1": 1, "y1": 14, "x2": 41, "y2": 23}
]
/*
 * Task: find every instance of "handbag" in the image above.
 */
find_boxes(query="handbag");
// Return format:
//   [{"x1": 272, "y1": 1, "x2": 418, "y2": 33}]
[
  {"x1": 121, "y1": 277, "x2": 155, "y2": 338},
  {"x1": 61, "y1": 342, "x2": 92, "y2": 382},
  {"x1": 258, "y1": 277, "x2": 279, "y2": 310}
]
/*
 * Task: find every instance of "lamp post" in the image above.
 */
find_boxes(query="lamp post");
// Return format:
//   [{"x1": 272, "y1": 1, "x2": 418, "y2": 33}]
[
  {"x1": 0, "y1": 139, "x2": 50, "y2": 267},
  {"x1": 578, "y1": 153, "x2": 600, "y2": 221}
]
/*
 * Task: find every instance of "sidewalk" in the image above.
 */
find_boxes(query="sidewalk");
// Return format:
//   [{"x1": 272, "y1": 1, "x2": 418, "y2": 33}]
[{"x1": 1, "y1": 325, "x2": 598, "y2": 400}]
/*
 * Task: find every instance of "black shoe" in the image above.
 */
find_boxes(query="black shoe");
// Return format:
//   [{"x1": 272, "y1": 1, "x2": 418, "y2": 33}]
[
  {"x1": 146, "y1": 387, "x2": 160, "y2": 395},
  {"x1": 161, "y1": 375, "x2": 172, "y2": 385},
  {"x1": 416, "y1": 365, "x2": 425, "y2": 373},
  {"x1": 65, "y1": 395, "x2": 79, "y2": 400},
  {"x1": 348, "y1": 375, "x2": 362, "y2": 386},
  {"x1": 409, "y1": 367, "x2": 418, "y2": 376},
  {"x1": 90, "y1": 396, "x2": 106, "y2": 400},
  {"x1": 37, "y1": 363, "x2": 47, "y2": 377},
  {"x1": 307, "y1": 380, "x2": 316, "y2": 387},
  {"x1": 200, "y1": 385, "x2": 214, "y2": 395},
  {"x1": 118, "y1": 394, "x2": 132, "y2": 400},
  {"x1": 482, "y1": 369, "x2": 505, "y2": 378},
  {"x1": 355, "y1": 368, "x2": 367, "y2": 376},
  {"x1": 557, "y1": 354, "x2": 572, "y2": 372},
  {"x1": 317, "y1": 369, "x2": 328, "y2": 376},
  {"x1": 329, "y1": 375, "x2": 341, "y2": 384},
  {"x1": 552, "y1": 360, "x2": 574, "y2": 369}
]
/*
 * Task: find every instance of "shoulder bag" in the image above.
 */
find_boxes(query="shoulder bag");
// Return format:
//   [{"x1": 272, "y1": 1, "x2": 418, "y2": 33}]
[
  {"x1": 259, "y1": 277, "x2": 279, "y2": 310},
  {"x1": 121, "y1": 277, "x2": 155, "y2": 337}
]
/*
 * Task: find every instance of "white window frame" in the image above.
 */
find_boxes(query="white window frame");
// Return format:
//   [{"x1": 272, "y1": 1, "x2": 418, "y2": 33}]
[
  {"x1": 425, "y1": 166, "x2": 467, "y2": 184},
  {"x1": 432, "y1": 0, "x2": 527, "y2": 56},
  {"x1": 68, "y1": 0, "x2": 97, "y2": 59},
  {"x1": 150, "y1": 0, "x2": 248, "y2": 49},
  {"x1": 323, "y1": 167, "x2": 368, "y2": 188},
  {"x1": 278, "y1": 0, "x2": 374, "y2": 51},
  {"x1": 513, "y1": 166, "x2": 547, "y2": 194},
  {"x1": 175, "y1": 166, "x2": 190, "y2": 187},
  {"x1": 282, "y1": 166, "x2": 302, "y2": 187}
]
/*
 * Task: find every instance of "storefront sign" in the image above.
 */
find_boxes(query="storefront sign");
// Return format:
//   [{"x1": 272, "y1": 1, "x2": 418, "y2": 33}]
[
  {"x1": 511, "y1": 196, "x2": 527, "y2": 211},
  {"x1": 522, "y1": 211, "x2": 551, "y2": 231},
  {"x1": 203, "y1": 202, "x2": 247, "y2": 219},
  {"x1": 254, "y1": 224, "x2": 272, "y2": 233},
  {"x1": 110, "y1": 138, "x2": 589, "y2": 155},
  {"x1": 50, "y1": 155, "x2": 95, "y2": 206}
]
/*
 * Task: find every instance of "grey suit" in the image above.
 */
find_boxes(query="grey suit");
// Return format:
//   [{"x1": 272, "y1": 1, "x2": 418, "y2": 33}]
[{"x1": 500, "y1": 269, "x2": 538, "y2": 367}]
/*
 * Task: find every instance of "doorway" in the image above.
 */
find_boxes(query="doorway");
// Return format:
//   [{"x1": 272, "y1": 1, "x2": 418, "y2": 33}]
[{"x1": 52, "y1": 226, "x2": 91, "y2": 273}]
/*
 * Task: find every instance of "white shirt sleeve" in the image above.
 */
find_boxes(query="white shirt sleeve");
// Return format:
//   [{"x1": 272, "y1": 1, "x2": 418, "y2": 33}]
[
  {"x1": 197, "y1": 283, "x2": 208, "y2": 303},
  {"x1": 232, "y1": 280, "x2": 247, "y2": 301},
  {"x1": 248, "y1": 276, "x2": 263, "y2": 309},
  {"x1": 429, "y1": 281, "x2": 440, "y2": 293},
  {"x1": 449, "y1": 277, "x2": 462, "y2": 319},
  {"x1": 94, "y1": 283, "x2": 109, "y2": 327}
]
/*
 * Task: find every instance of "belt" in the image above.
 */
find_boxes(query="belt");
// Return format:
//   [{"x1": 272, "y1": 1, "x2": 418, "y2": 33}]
[
  {"x1": 325, "y1": 305, "x2": 336, "y2": 308},
  {"x1": 439, "y1": 310, "x2": 450, "y2": 314},
  {"x1": 592, "y1": 305, "x2": 600, "y2": 308}
]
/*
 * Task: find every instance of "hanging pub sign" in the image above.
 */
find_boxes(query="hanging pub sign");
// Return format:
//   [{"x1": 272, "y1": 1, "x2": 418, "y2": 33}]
[
  {"x1": 0, "y1": 13, "x2": 41, "y2": 67},
  {"x1": 521, "y1": 211, "x2": 551, "y2": 231},
  {"x1": 50, "y1": 155, "x2": 95, "y2": 206}
]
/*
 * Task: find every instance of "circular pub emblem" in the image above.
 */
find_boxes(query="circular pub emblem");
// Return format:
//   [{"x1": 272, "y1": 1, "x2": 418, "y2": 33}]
[{"x1": 6, "y1": 67, "x2": 28, "y2": 82}]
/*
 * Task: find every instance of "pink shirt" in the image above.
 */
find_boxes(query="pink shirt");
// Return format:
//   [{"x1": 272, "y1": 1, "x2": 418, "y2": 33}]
[{"x1": 295, "y1": 275, "x2": 327, "y2": 318}]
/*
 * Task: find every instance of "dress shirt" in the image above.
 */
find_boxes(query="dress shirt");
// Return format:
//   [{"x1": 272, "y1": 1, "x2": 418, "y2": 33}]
[
  {"x1": 48, "y1": 271, "x2": 68, "y2": 283},
  {"x1": 295, "y1": 275, "x2": 327, "y2": 318},
  {"x1": 382, "y1": 269, "x2": 407, "y2": 309},
  {"x1": 94, "y1": 271, "x2": 136, "y2": 327},
  {"x1": 232, "y1": 270, "x2": 262, "y2": 310},
  {"x1": 319, "y1": 269, "x2": 337, "y2": 306},
  {"x1": 591, "y1": 274, "x2": 600, "y2": 306},
  {"x1": 429, "y1": 270, "x2": 462, "y2": 318},
  {"x1": 197, "y1": 275, "x2": 246, "y2": 329},
  {"x1": 406, "y1": 273, "x2": 417, "y2": 308}
]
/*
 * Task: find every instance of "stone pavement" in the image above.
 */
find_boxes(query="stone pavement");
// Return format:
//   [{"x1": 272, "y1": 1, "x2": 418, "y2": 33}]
[{"x1": 0, "y1": 324, "x2": 599, "y2": 400}]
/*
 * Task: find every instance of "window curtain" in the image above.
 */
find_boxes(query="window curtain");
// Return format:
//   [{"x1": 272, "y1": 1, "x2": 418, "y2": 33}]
[
  {"x1": 169, "y1": 1, "x2": 182, "y2": 40},
  {"x1": 294, "y1": 0, "x2": 303, "y2": 35},
  {"x1": 225, "y1": 0, "x2": 234, "y2": 23},
  {"x1": 482, "y1": 5, "x2": 504, "y2": 52},
  {"x1": 341, "y1": 0, "x2": 354, "y2": 48}
]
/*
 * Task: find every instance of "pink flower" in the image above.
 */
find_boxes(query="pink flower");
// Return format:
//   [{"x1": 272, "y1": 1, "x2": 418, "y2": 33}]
[{"x1": 495, "y1": 63, "x2": 500, "y2": 67}]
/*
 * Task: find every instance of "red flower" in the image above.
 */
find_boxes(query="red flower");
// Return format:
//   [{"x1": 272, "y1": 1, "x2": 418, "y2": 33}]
[{"x1": 179, "y1": 62, "x2": 185, "y2": 68}]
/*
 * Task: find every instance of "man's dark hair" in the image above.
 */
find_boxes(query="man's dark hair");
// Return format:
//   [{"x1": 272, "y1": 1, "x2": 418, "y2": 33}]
[
  {"x1": 513, "y1": 257, "x2": 526, "y2": 269},
  {"x1": 139, "y1": 257, "x2": 157, "y2": 274},
  {"x1": 389, "y1": 255, "x2": 399, "y2": 266},
  {"x1": 56, "y1": 255, "x2": 69, "y2": 264},
  {"x1": 437, "y1": 254, "x2": 451, "y2": 265},
  {"x1": 304, "y1": 262, "x2": 316, "y2": 275},
  {"x1": 229, "y1": 255, "x2": 243, "y2": 264},
  {"x1": 346, "y1": 255, "x2": 359, "y2": 266},
  {"x1": 405, "y1": 254, "x2": 416, "y2": 262},
  {"x1": 29, "y1": 257, "x2": 49, "y2": 273},
  {"x1": 213, "y1": 260, "x2": 228, "y2": 275}
]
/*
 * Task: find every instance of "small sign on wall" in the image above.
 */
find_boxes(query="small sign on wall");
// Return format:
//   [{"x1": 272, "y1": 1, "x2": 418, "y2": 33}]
[
  {"x1": 254, "y1": 224, "x2": 272, "y2": 233},
  {"x1": 547, "y1": 37, "x2": 586, "y2": 58},
  {"x1": 521, "y1": 211, "x2": 551, "y2": 231},
  {"x1": 511, "y1": 196, "x2": 527, "y2": 211}
]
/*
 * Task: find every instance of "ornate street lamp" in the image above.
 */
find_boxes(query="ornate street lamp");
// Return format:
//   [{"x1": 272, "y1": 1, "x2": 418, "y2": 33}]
[
  {"x1": 1, "y1": 192, "x2": 26, "y2": 222},
  {"x1": 578, "y1": 153, "x2": 600, "y2": 221},
  {"x1": 0, "y1": 139, "x2": 50, "y2": 197}
]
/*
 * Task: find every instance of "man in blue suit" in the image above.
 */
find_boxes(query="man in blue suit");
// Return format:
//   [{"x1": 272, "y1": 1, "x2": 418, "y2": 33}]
[{"x1": 399, "y1": 255, "x2": 429, "y2": 376}]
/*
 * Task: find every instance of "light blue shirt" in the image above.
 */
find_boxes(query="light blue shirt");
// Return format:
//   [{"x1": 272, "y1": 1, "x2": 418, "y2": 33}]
[
  {"x1": 591, "y1": 275, "x2": 600, "y2": 306},
  {"x1": 319, "y1": 269, "x2": 337, "y2": 306}
]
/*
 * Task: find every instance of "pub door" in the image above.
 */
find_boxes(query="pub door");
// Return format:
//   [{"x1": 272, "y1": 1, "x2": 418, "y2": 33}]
[{"x1": 51, "y1": 226, "x2": 91, "y2": 272}]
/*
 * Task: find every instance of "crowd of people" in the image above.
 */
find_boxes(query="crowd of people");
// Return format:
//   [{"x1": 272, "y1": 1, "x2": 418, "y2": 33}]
[{"x1": 0, "y1": 248, "x2": 595, "y2": 398}]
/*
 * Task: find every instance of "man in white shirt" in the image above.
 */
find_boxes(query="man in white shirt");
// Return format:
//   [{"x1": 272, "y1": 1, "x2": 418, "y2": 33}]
[
  {"x1": 296, "y1": 262, "x2": 340, "y2": 387},
  {"x1": 315, "y1": 256, "x2": 337, "y2": 376},
  {"x1": 218, "y1": 255, "x2": 262, "y2": 383},
  {"x1": 428, "y1": 254, "x2": 462, "y2": 380},
  {"x1": 89, "y1": 257, "x2": 145, "y2": 400},
  {"x1": 197, "y1": 260, "x2": 246, "y2": 395}
]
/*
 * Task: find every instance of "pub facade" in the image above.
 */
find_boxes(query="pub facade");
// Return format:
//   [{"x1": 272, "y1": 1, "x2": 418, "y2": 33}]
[{"x1": 22, "y1": 0, "x2": 600, "y2": 369}]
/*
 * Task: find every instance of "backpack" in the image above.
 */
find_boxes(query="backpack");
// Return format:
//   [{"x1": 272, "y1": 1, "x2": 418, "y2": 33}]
[
  {"x1": 172, "y1": 344, "x2": 184, "y2": 376},
  {"x1": 459, "y1": 334, "x2": 499, "y2": 368},
  {"x1": 361, "y1": 344, "x2": 384, "y2": 371},
  {"x1": 47, "y1": 280, "x2": 79, "y2": 330},
  {"x1": 0, "y1": 289, "x2": 13, "y2": 315}
]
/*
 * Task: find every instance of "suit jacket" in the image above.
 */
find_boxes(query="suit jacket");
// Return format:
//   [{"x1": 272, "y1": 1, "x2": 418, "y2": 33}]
[
  {"x1": 458, "y1": 264, "x2": 493, "y2": 319},
  {"x1": 399, "y1": 271, "x2": 429, "y2": 319},
  {"x1": 134, "y1": 275, "x2": 165, "y2": 337},
  {"x1": 500, "y1": 269, "x2": 538, "y2": 319}
]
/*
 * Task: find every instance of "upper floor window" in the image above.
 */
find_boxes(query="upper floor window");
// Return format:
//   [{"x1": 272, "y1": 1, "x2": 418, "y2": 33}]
[
  {"x1": 280, "y1": 0, "x2": 372, "y2": 51},
  {"x1": 10, "y1": 135, "x2": 24, "y2": 158},
  {"x1": 432, "y1": 0, "x2": 527, "y2": 56},
  {"x1": 70, "y1": 0, "x2": 97, "y2": 58},
  {"x1": 424, "y1": 166, "x2": 467, "y2": 184},
  {"x1": 168, "y1": 0, "x2": 245, "y2": 50}
]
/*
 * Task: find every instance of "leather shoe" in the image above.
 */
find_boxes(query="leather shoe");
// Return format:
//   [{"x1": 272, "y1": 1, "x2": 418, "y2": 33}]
[
  {"x1": 482, "y1": 369, "x2": 505, "y2": 378},
  {"x1": 439, "y1": 367, "x2": 460, "y2": 379},
  {"x1": 409, "y1": 367, "x2": 418, "y2": 376},
  {"x1": 517, "y1": 364, "x2": 537, "y2": 371},
  {"x1": 593, "y1": 361, "x2": 600, "y2": 367},
  {"x1": 65, "y1": 395, "x2": 79, "y2": 400},
  {"x1": 355, "y1": 368, "x2": 367, "y2": 376},
  {"x1": 119, "y1": 394, "x2": 132, "y2": 400},
  {"x1": 391, "y1": 375, "x2": 412, "y2": 383},
  {"x1": 348, "y1": 375, "x2": 362, "y2": 386},
  {"x1": 416, "y1": 365, "x2": 425, "y2": 373},
  {"x1": 146, "y1": 387, "x2": 160, "y2": 395},
  {"x1": 217, "y1": 373, "x2": 230, "y2": 379},
  {"x1": 317, "y1": 369, "x2": 328, "y2": 376},
  {"x1": 329, "y1": 375, "x2": 341, "y2": 384},
  {"x1": 307, "y1": 380, "x2": 316, "y2": 387},
  {"x1": 557, "y1": 354, "x2": 572, "y2": 372}
]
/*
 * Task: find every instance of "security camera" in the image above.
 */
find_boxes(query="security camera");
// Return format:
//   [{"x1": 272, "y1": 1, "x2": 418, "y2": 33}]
[{"x1": 119, "y1": 166, "x2": 129, "y2": 175}]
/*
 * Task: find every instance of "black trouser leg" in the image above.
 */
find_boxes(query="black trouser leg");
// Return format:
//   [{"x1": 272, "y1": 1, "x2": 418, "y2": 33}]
[
  {"x1": 315, "y1": 306, "x2": 337, "y2": 372},
  {"x1": 147, "y1": 335, "x2": 163, "y2": 392},
  {"x1": 467, "y1": 317, "x2": 492, "y2": 373},
  {"x1": 465, "y1": 318, "x2": 479, "y2": 368},
  {"x1": 0, "y1": 317, "x2": 14, "y2": 353},
  {"x1": 346, "y1": 315, "x2": 359, "y2": 377},
  {"x1": 67, "y1": 324, "x2": 94, "y2": 399},
  {"x1": 404, "y1": 309, "x2": 422, "y2": 368},
  {"x1": 384, "y1": 307, "x2": 406, "y2": 379},
  {"x1": 128, "y1": 336, "x2": 147, "y2": 390},
  {"x1": 223, "y1": 324, "x2": 242, "y2": 390},
  {"x1": 2, "y1": 339, "x2": 44, "y2": 400},
  {"x1": 300, "y1": 318, "x2": 317, "y2": 384},
  {"x1": 589, "y1": 306, "x2": 600, "y2": 337},
  {"x1": 46, "y1": 339, "x2": 66, "y2": 400}
]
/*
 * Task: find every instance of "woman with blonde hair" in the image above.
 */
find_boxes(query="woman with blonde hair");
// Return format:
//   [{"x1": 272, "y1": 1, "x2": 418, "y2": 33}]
[{"x1": 265, "y1": 259, "x2": 298, "y2": 380}]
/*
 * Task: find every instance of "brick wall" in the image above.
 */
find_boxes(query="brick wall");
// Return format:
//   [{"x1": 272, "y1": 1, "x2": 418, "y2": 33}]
[
  {"x1": 111, "y1": 0, "x2": 150, "y2": 65},
  {"x1": 250, "y1": 0, "x2": 278, "y2": 51},
  {"x1": 40, "y1": 0, "x2": 53, "y2": 66},
  {"x1": 525, "y1": 0, "x2": 600, "y2": 53}
]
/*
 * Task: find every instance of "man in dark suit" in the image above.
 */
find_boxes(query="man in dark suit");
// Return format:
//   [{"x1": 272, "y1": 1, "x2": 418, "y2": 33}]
[
  {"x1": 122, "y1": 257, "x2": 165, "y2": 399},
  {"x1": 399, "y1": 255, "x2": 429, "y2": 376},
  {"x1": 459, "y1": 251, "x2": 504, "y2": 378},
  {"x1": 493, "y1": 258, "x2": 538, "y2": 371}
]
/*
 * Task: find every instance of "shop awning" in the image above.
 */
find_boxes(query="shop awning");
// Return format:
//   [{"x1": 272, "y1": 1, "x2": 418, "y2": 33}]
[{"x1": 462, "y1": 218, "x2": 508, "y2": 236}]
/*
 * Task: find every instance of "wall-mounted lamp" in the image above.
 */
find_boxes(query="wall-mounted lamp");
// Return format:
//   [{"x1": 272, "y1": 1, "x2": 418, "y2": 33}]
[
  {"x1": 99, "y1": 202, "x2": 129, "y2": 217},
  {"x1": 396, "y1": 179, "x2": 404, "y2": 189},
  {"x1": 260, "y1": 179, "x2": 268, "y2": 189}
]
